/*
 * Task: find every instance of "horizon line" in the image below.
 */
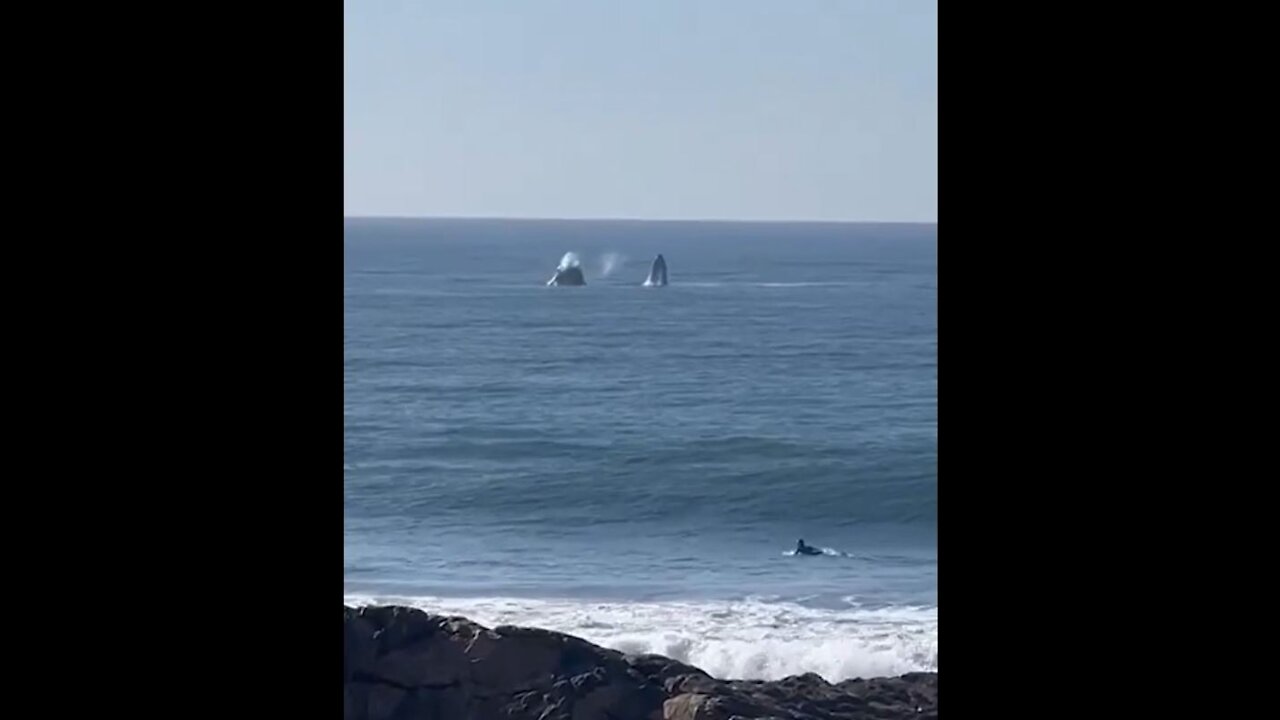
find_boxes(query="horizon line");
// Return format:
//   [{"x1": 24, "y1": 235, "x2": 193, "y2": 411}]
[{"x1": 343, "y1": 214, "x2": 937, "y2": 226}]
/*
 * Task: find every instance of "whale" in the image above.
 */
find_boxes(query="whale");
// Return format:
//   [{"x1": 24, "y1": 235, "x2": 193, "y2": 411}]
[
  {"x1": 547, "y1": 252, "x2": 586, "y2": 286},
  {"x1": 642, "y1": 254, "x2": 668, "y2": 287},
  {"x1": 547, "y1": 266, "x2": 585, "y2": 286}
]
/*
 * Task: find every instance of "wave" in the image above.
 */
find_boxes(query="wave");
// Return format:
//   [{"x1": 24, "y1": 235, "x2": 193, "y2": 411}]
[
  {"x1": 343, "y1": 593, "x2": 936, "y2": 682},
  {"x1": 755, "y1": 282, "x2": 855, "y2": 288},
  {"x1": 629, "y1": 281, "x2": 854, "y2": 289},
  {"x1": 344, "y1": 434, "x2": 937, "y2": 526}
]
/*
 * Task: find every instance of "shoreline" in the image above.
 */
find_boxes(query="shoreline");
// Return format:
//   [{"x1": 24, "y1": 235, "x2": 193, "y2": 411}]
[
  {"x1": 343, "y1": 591, "x2": 936, "y2": 682},
  {"x1": 344, "y1": 604, "x2": 937, "y2": 720}
]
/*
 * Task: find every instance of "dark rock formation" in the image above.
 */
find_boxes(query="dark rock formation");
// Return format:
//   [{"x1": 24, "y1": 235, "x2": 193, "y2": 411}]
[{"x1": 344, "y1": 605, "x2": 936, "y2": 720}]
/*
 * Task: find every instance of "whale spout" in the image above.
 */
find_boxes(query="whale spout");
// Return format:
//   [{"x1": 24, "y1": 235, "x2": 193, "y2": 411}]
[
  {"x1": 643, "y1": 254, "x2": 668, "y2": 287},
  {"x1": 547, "y1": 252, "x2": 586, "y2": 286}
]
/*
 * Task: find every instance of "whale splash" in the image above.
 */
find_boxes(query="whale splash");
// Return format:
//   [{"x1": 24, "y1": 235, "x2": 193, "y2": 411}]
[
  {"x1": 547, "y1": 252, "x2": 586, "y2": 286},
  {"x1": 643, "y1": 254, "x2": 668, "y2": 287}
]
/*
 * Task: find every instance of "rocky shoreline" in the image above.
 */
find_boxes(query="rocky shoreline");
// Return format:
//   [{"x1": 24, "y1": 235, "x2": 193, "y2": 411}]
[{"x1": 345, "y1": 605, "x2": 937, "y2": 720}]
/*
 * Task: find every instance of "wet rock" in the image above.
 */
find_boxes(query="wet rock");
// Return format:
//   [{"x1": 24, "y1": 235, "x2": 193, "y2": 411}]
[{"x1": 343, "y1": 605, "x2": 936, "y2": 720}]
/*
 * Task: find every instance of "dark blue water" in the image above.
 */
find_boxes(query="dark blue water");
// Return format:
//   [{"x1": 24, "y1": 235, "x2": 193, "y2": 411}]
[{"x1": 343, "y1": 218, "x2": 936, "y2": 680}]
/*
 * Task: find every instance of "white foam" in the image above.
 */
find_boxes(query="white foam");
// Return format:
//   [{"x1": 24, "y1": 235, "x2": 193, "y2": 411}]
[
  {"x1": 557, "y1": 252, "x2": 582, "y2": 271},
  {"x1": 343, "y1": 593, "x2": 936, "y2": 682}
]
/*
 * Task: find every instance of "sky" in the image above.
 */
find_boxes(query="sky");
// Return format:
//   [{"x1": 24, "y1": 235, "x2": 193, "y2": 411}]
[{"x1": 344, "y1": 0, "x2": 937, "y2": 223}]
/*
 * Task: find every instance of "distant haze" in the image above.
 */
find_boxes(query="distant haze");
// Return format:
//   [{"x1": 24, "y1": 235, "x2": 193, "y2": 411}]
[{"x1": 345, "y1": 0, "x2": 937, "y2": 223}]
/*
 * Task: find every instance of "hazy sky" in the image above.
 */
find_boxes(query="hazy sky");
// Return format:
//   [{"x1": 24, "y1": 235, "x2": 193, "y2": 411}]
[{"x1": 344, "y1": 1, "x2": 936, "y2": 222}]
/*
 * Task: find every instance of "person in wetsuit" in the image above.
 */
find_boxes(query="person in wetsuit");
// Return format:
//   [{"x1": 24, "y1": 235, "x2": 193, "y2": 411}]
[{"x1": 795, "y1": 539, "x2": 821, "y2": 556}]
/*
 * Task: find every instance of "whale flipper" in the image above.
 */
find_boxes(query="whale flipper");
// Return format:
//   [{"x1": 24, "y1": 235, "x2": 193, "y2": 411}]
[{"x1": 643, "y1": 254, "x2": 668, "y2": 287}]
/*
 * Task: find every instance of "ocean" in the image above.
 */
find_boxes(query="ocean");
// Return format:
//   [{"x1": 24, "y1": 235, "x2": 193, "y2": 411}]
[{"x1": 343, "y1": 217, "x2": 937, "y2": 682}]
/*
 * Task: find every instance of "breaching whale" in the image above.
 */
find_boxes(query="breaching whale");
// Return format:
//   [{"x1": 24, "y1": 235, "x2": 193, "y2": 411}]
[
  {"x1": 642, "y1": 254, "x2": 668, "y2": 287},
  {"x1": 547, "y1": 266, "x2": 585, "y2": 286},
  {"x1": 547, "y1": 252, "x2": 586, "y2": 286}
]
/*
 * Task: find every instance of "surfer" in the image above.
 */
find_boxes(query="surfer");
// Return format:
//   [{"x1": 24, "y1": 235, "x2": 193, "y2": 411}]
[{"x1": 794, "y1": 539, "x2": 822, "y2": 556}]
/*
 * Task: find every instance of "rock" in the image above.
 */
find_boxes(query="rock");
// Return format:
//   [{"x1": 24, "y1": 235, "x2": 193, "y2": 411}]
[
  {"x1": 343, "y1": 605, "x2": 936, "y2": 720},
  {"x1": 366, "y1": 684, "x2": 405, "y2": 720},
  {"x1": 664, "y1": 693, "x2": 714, "y2": 719}
]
